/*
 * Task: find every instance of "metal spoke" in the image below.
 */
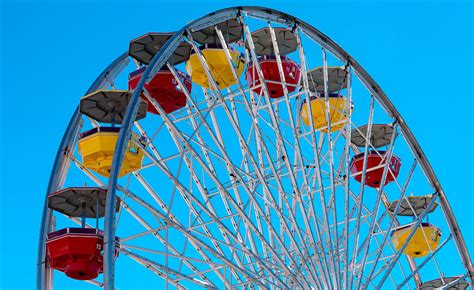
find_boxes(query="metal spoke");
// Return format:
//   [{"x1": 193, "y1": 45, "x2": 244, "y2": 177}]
[{"x1": 39, "y1": 8, "x2": 473, "y2": 290}]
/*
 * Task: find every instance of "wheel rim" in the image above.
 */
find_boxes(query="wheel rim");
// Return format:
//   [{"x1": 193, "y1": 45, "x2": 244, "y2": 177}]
[{"x1": 37, "y1": 7, "x2": 473, "y2": 289}]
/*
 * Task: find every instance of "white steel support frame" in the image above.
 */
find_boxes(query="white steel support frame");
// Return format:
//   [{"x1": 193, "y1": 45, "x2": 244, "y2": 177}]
[
  {"x1": 265, "y1": 22, "x2": 333, "y2": 285},
  {"x1": 36, "y1": 52, "x2": 129, "y2": 290},
  {"x1": 349, "y1": 96, "x2": 375, "y2": 287},
  {"x1": 143, "y1": 89, "x2": 257, "y2": 285},
  {"x1": 143, "y1": 91, "x2": 298, "y2": 287},
  {"x1": 342, "y1": 127, "x2": 423, "y2": 287},
  {"x1": 342, "y1": 64, "x2": 352, "y2": 290},
  {"x1": 227, "y1": 22, "x2": 325, "y2": 288},
  {"x1": 238, "y1": 26, "x2": 323, "y2": 286},
  {"x1": 355, "y1": 123, "x2": 399, "y2": 289},
  {"x1": 294, "y1": 27, "x2": 334, "y2": 287},
  {"x1": 266, "y1": 24, "x2": 331, "y2": 288},
  {"x1": 184, "y1": 30, "x2": 312, "y2": 287},
  {"x1": 376, "y1": 193, "x2": 440, "y2": 287},
  {"x1": 212, "y1": 28, "x2": 271, "y2": 277},
  {"x1": 37, "y1": 6, "x2": 473, "y2": 290},
  {"x1": 68, "y1": 152, "x2": 221, "y2": 288},
  {"x1": 363, "y1": 159, "x2": 417, "y2": 285},
  {"x1": 321, "y1": 47, "x2": 342, "y2": 286},
  {"x1": 72, "y1": 153, "x2": 258, "y2": 289}
]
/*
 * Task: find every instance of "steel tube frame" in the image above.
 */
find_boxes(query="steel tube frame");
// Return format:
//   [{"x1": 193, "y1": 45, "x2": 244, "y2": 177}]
[
  {"x1": 36, "y1": 52, "x2": 129, "y2": 290},
  {"x1": 38, "y1": 6, "x2": 473, "y2": 289}
]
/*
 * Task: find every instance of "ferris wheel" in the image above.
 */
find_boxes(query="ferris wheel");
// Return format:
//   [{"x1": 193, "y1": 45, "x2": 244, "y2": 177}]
[{"x1": 36, "y1": 6, "x2": 473, "y2": 289}]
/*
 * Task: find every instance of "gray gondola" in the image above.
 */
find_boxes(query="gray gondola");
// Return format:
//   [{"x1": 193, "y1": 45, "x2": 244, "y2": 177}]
[
  {"x1": 129, "y1": 32, "x2": 192, "y2": 65},
  {"x1": 351, "y1": 124, "x2": 394, "y2": 148},
  {"x1": 419, "y1": 277, "x2": 469, "y2": 289},
  {"x1": 388, "y1": 195, "x2": 439, "y2": 217},
  {"x1": 307, "y1": 66, "x2": 348, "y2": 93},
  {"x1": 245, "y1": 27, "x2": 297, "y2": 56},
  {"x1": 80, "y1": 90, "x2": 147, "y2": 124},
  {"x1": 190, "y1": 18, "x2": 242, "y2": 45},
  {"x1": 48, "y1": 187, "x2": 120, "y2": 218}
]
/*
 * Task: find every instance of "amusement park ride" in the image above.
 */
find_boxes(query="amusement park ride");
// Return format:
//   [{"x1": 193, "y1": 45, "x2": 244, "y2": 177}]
[{"x1": 37, "y1": 6, "x2": 473, "y2": 290}]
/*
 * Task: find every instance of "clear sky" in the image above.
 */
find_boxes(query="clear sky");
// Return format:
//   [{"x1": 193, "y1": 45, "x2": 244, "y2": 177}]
[{"x1": 0, "y1": 0, "x2": 472, "y2": 289}]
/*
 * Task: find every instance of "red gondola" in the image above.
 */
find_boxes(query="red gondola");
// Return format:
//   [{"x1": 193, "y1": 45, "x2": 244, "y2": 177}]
[
  {"x1": 246, "y1": 55, "x2": 300, "y2": 99},
  {"x1": 46, "y1": 228, "x2": 119, "y2": 280},
  {"x1": 350, "y1": 151, "x2": 401, "y2": 188},
  {"x1": 128, "y1": 66, "x2": 192, "y2": 114}
]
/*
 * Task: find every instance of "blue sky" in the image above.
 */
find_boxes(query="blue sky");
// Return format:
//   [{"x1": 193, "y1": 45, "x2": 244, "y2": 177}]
[{"x1": 0, "y1": 0, "x2": 472, "y2": 289}]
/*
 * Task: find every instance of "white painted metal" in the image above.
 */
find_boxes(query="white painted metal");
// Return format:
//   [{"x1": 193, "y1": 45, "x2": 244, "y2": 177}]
[{"x1": 38, "y1": 6, "x2": 472, "y2": 290}]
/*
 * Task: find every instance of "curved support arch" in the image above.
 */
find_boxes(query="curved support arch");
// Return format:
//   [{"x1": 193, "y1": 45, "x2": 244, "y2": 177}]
[
  {"x1": 102, "y1": 32, "x2": 187, "y2": 289},
  {"x1": 36, "y1": 52, "x2": 129, "y2": 290},
  {"x1": 39, "y1": 6, "x2": 473, "y2": 289}
]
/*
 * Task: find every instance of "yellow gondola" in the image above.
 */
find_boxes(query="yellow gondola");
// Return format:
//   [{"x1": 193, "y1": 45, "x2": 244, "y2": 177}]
[
  {"x1": 391, "y1": 223, "x2": 441, "y2": 258},
  {"x1": 300, "y1": 94, "x2": 348, "y2": 132},
  {"x1": 186, "y1": 45, "x2": 245, "y2": 89},
  {"x1": 78, "y1": 127, "x2": 145, "y2": 177}
]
